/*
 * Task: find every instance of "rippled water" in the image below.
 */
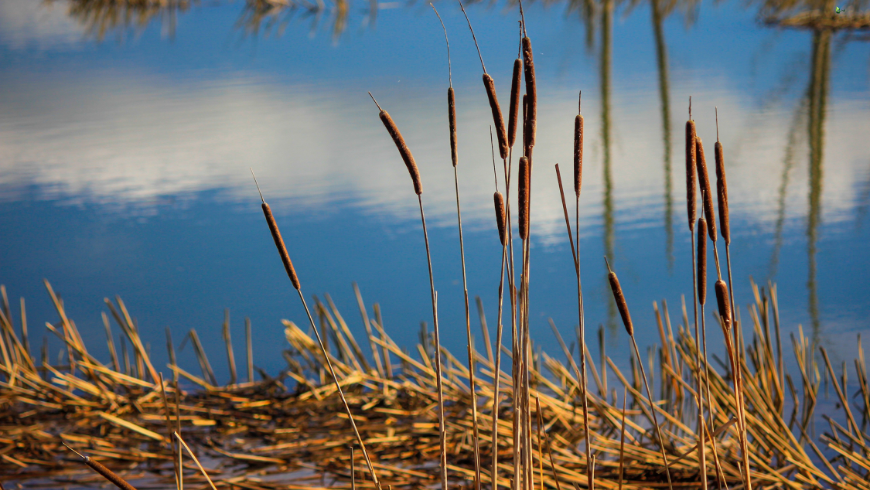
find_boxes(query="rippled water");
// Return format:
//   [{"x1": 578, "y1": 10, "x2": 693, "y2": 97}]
[{"x1": 0, "y1": 0, "x2": 868, "y2": 382}]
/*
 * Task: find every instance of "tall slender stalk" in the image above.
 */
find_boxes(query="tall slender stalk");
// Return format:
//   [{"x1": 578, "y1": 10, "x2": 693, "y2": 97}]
[{"x1": 251, "y1": 170, "x2": 381, "y2": 490}]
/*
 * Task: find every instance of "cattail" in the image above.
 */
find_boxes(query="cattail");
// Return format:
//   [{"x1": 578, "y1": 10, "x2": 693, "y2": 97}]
[
  {"x1": 494, "y1": 192, "x2": 506, "y2": 246},
  {"x1": 715, "y1": 140, "x2": 730, "y2": 245},
  {"x1": 574, "y1": 92, "x2": 583, "y2": 198},
  {"x1": 65, "y1": 445, "x2": 138, "y2": 490},
  {"x1": 483, "y1": 74, "x2": 508, "y2": 160},
  {"x1": 715, "y1": 279, "x2": 731, "y2": 329},
  {"x1": 519, "y1": 156, "x2": 531, "y2": 240},
  {"x1": 697, "y1": 217, "x2": 707, "y2": 304},
  {"x1": 262, "y1": 202, "x2": 301, "y2": 290},
  {"x1": 605, "y1": 258, "x2": 633, "y2": 337},
  {"x1": 523, "y1": 94, "x2": 531, "y2": 152},
  {"x1": 686, "y1": 120, "x2": 697, "y2": 231},
  {"x1": 522, "y1": 36, "x2": 536, "y2": 151},
  {"x1": 696, "y1": 136, "x2": 716, "y2": 242},
  {"x1": 508, "y1": 59, "x2": 522, "y2": 149},
  {"x1": 372, "y1": 97, "x2": 422, "y2": 196},
  {"x1": 448, "y1": 87, "x2": 457, "y2": 168}
]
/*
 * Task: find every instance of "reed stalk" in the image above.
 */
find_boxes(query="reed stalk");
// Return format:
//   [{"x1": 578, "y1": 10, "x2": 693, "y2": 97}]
[
  {"x1": 251, "y1": 170, "x2": 381, "y2": 490},
  {"x1": 431, "y1": 6, "x2": 481, "y2": 486},
  {"x1": 684, "y1": 101, "x2": 708, "y2": 489},
  {"x1": 491, "y1": 131, "x2": 508, "y2": 489},
  {"x1": 605, "y1": 257, "x2": 673, "y2": 490},
  {"x1": 573, "y1": 91, "x2": 593, "y2": 490},
  {"x1": 368, "y1": 95, "x2": 444, "y2": 490}
]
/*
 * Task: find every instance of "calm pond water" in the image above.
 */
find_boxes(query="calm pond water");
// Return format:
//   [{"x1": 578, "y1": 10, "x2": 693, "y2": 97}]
[{"x1": 0, "y1": 0, "x2": 868, "y2": 385}]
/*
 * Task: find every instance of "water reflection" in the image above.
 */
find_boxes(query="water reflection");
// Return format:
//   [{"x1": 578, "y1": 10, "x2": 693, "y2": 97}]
[
  {"x1": 45, "y1": 0, "x2": 194, "y2": 40},
  {"x1": 599, "y1": 0, "x2": 617, "y2": 333}
]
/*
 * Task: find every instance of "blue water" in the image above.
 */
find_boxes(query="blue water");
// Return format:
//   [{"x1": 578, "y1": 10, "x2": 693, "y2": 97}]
[{"x1": 0, "y1": 0, "x2": 868, "y2": 385}]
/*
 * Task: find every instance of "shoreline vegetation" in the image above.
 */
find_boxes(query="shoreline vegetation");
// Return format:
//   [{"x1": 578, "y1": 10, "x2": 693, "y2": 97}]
[{"x1": 2, "y1": 2, "x2": 869, "y2": 490}]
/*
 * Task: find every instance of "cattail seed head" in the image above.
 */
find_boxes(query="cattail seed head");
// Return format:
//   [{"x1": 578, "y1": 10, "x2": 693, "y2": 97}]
[
  {"x1": 697, "y1": 217, "x2": 707, "y2": 305},
  {"x1": 574, "y1": 103, "x2": 583, "y2": 198},
  {"x1": 378, "y1": 109, "x2": 422, "y2": 195},
  {"x1": 715, "y1": 279, "x2": 731, "y2": 330},
  {"x1": 448, "y1": 87, "x2": 457, "y2": 168},
  {"x1": 522, "y1": 37, "x2": 536, "y2": 151},
  {"x1": 519, "y1": 156, "x2": 531, "y2": 240},
  {"x1": 605, "y1": 258, "x2": 633, "y2": 337},
  {"x1": 483, "y1": 73, "x2": 508, "y2": 160},
  {"x1": 696, "y1": 136, "x2": 717, "y2": 242},
  {"x1": 508, "y1": 58, "x2": 522, "y2": 149},
  {"x1": 686, "y1": 120, "x2": 697, "y2": 231},
  {"x1": 263, "y1": 203, "x2": 301, "y2": 290},
  {"x1": 522, "y1": 94, "x2": 530, "y2": 152},
  {"x1": 65, "y1": 444, "x2": 139, "y2": 490},
  {"x1": 715, "y1": 141, "x2": 730, "y2": 245},
  {"x1": 494, "y1": 191, "x2": 506, "y2": 245}
]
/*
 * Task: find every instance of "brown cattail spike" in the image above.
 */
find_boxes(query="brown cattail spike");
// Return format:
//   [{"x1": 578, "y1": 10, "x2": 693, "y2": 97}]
[
  {"x1": 483, "y1": 74, "x2": 509, "y2": 160},
  {"x1": 370, "y1": 93, "x2": 423, "y2": 196},
  {"x1": 252, "y1": 170, "x2": 301, "y2": 290},
  {"x1": 605, "y1": 257, "x2": 633, "y2": 337},
  {"x1": 448, "y1": 87, "x2": 457, "y2": 167},
  {"x1": 715, "y1": 280, "x2": 731, "y2": 330},
  {"x1": 523, "y1": 94, "x2": 530, "y2": 152},
  {"x1": 574, "y1": 92, "x2": 583, "y2": 198},
  {"x1": 64, "y1": 443, "x2": 139, "y2": 490},
  {"x1": 508, "y1": 58, "x2": 522, "y2": 149},
  {"x1": 494, "y1": 192, "x2": 506, "y2": 246},
  {"x1": 697, "y1": 217, "x2": 707, "y2": 305},
  {"x1": 715, "y1": 112, "x2": 730, "y2": 245},
  {"x1": 696, "y1": 136, "x2": 716, "y2": 242},
  {"x1": 522, "y1": 36, "x2": 536, "y2": 152},
  {"x1": 685, "y1": 119, "x2": 697, "y2": 231},
  {"x1": 519, "y1": 156, "x2": 531, "y2": 240},
  {"x1": 262, "y1": 203, "x2": 301, "y2": 290}
]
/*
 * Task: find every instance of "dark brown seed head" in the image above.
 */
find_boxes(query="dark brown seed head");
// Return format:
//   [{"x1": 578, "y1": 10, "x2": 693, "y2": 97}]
[
  {"x1": 697, "y1": 217, "x2": 707, "y2": 305},
  {"x1": 448, "y1": 87, "x2": 457, "y2": 168},
  {"x1": 378, "y1": 109, "x2": 422, "y2": 195},
  {"x1": 483, "y1": 73, "x2": 508, "y2": 160},
  {"x1": 574, "y1": 112, "x2": 583, "y2": 198},
  {"x1": 522, "y1": 94, "x2": 529, "y2": 152},
  {"x1": 508, "y1": 58, "x2": 522, "y2": 149},
  {"x1": 263, "y1": 203, "x2": 301, "y2": 290},
  {"x1": 605, "y1": 258, "x2": 633, "y2": 337},
  {"x1": 686, "y1": 120, "x2": 697, "y2": 231},
  {"x1": 696, "y1": 136, "x2": 716, "y2": 242},
  {"x1": 494, "y1": 191, "x2": 506, "y2": 246},
  {"x1": 65, "y1": 444, "x2": 139, "y2": 490},
  {"x1": 519, "y1": 156, "x2": 531, "y2": 240},
  {"x1": 715, "y1": 279, "x2": 731, "y2": 330},
  {"x1": 715, "y1": 141, "x2": 730, "y2": 245},
  {"x1": 522, "y1": 37, "x2": 536, "y2": 151}
]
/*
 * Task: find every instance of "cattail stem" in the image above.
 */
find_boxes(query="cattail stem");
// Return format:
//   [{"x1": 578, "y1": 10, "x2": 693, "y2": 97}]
[
  {"x1": 252, "y1": 172, "x2": 381, "y2": 490},
  {"x1": 417, "y1": 194, "x2": 448, "y2": 490}
]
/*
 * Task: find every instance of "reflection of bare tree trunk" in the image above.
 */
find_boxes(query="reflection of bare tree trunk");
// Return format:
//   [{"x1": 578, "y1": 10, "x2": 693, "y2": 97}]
[
  {"x1": 769, "y1": 98, "x2": 805, "y2": 280},
  {"x1": 651, "y1": 0, "x2": 674, "y2": 272},
  {"x1": 807, "y1": 28, "x2": 830, "y2": 340},
  {"x1": 600, "y1": 0, "x2": 616, "y2": 333}
]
